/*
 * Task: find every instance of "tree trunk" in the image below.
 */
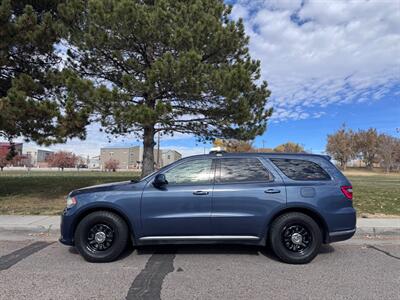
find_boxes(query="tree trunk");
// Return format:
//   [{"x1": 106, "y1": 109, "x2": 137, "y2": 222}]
[{"x1": 141, "y1": 126, "x2": 156, "y2": 177}]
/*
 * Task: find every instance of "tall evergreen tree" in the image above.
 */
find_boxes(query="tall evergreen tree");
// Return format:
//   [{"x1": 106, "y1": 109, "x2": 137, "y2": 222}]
[
  {"x1": 60, "y1": 0, "x2": 272, "y2": 176},
  {"x1": 0, "y1": 0, "x2": 90, "y2": 146}
]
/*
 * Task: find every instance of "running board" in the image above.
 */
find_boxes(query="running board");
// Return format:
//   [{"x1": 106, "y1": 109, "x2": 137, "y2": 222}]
[{"x1": 139, "y1": 235, "x2": 260, "y2": 241}]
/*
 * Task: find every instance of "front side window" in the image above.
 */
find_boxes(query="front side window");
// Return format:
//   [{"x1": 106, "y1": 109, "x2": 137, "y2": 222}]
[
  {"x1": 218, "y1": 158, "x2": 272, "y2": 183},
  {"x1": 270, "y1": 158, "x2": 330, "y2": 181},
  {"x1": 164, "y1": 159, "x2": 213, "y2": 184}
]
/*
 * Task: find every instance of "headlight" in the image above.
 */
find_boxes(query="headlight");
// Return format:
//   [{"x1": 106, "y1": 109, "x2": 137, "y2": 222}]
[{"x1": 66, "y1": 196, "x2": 77, "y2": 209}]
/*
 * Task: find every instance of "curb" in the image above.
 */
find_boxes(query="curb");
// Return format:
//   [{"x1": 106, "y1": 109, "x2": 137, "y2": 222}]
[
  {"x1": 0, "y1": 225, "x2": 59, "y2": 234},
  {"x1": 355, "y1": 227, "x2": 400, "y2": 237},
  {"x1": 1, "y1": 226, "x2": 399, "y2": 237}
]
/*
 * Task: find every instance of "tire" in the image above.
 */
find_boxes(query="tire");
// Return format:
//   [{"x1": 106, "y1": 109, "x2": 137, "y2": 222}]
[
  {"x1": 74, "y1": 211, "x2": 129, "y2": 262},
  {"x1": 269, "y1": 212, "x2": 322, "y2": 264}
]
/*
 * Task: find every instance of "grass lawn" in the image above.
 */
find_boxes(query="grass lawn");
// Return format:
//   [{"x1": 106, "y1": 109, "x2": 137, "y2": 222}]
[
  {"x1": 0, "y1": 171, "x2": 139, "y2": 215},
  {"x1": 344, "y1": 170, "x2": 400, "y2": 216},
  {"x1": 0, "y1": 168, "x2": 399, "y2": 216}
]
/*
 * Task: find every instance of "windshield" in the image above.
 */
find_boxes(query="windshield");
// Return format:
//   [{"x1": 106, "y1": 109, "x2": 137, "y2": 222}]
[{"x1": 140, "y1": 170, "x2": 158, "y2": 182}]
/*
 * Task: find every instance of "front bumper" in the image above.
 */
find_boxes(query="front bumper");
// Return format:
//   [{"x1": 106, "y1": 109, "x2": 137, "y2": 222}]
[
  {"x1": 59, "y1": 209, "x2": 75, "y2": 246},
  {"x1": 327, "y1": 228, "x2": 356, "y2": 243}
]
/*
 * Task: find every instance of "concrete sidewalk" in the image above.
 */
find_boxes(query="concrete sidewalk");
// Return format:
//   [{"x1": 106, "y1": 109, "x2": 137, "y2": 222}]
[
  {"x1": 0, "y1": 215, "x2": 399, "y2": 236},
  {"x1": 0, "y1": 215, "x2": 60, "y2": 233}
]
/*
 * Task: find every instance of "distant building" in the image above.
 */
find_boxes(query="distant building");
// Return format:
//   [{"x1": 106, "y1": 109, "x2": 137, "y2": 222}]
[
  {"x1": 161, "y1": 150, "x2": 182, "y2": 167},
  {"x1": 24, "y1": 148, "x2": 53, "y2": 167},
  {"x1": 89, "y1": 156, "x2": 101, "y2": 169},
  {"x1": 0, "y1": 143, "x2": 26, "y2": 166},
  {"x1": 0, "y1": 142, "x2": 23, "y2": 156},
  {"x1": 100, "y1": 146, "x2": 182, "y2": 170},
  {"x1": 100, "y1": 146, "x2": 141, "y2": 170}
]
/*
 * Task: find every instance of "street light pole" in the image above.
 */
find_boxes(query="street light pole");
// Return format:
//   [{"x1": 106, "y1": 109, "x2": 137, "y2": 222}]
[{"x1": 157, "y1": 132, "x2": 160, "y2": 169}]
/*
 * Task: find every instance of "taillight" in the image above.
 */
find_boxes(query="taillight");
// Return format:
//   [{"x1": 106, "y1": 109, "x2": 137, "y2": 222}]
[{"x1": 341, "y1": 186, "x2": 353, "y2": 200}]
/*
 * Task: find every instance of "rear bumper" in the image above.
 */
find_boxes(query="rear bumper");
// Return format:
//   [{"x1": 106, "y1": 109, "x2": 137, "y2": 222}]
[{"x1": 327, "y1": 228, "x2": 356, "y2": 243}]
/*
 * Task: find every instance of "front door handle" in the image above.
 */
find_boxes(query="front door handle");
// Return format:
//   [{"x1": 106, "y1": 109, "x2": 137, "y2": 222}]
[
  {"x1": 193, "y1": 191, "x2": 209, "y2": 195},
  {"x1": 264, "y1": 188, "x2": 281, "y2": 194}
]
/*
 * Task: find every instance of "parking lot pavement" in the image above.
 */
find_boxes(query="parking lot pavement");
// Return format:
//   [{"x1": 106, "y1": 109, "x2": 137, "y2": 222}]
[{"x1": 0, "y1": 234, "x2": 399, "y2": 300}]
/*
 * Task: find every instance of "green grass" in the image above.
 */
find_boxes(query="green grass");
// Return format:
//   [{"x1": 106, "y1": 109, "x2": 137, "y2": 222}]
[
  {"x1": 0, "y1": 169, "x2": 399, "y2": 216},
  {"x1": 0, "y1": 171, "x2": 139, "y2": 215},
  {"x1": 345, "y1": 171, "x2": 400, "y2": 216}
]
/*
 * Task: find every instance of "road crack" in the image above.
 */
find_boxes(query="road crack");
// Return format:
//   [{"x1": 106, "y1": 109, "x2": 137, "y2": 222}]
[{"x1": 366, "y1": 245, "x2": 400, "y2": 260}]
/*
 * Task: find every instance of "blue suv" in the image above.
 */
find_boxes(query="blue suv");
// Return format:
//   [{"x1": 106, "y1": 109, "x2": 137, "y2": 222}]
[{"x1": 60, "y1": 153, "x2": 356, "y2": 264}]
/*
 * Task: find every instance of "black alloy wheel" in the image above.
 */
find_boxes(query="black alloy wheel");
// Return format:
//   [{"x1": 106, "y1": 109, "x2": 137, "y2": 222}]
[
  {"x1": 269, "y1": 212, "x2": 322, "y2": 264},
  {"x1": 74, "y1": 211, "x2": 129, "y2": 262},
  {"x1": 281, "y1": 224, "x2": 313, "y2": 254},
  {"x1": 86, "y1": 223, "x2": 114, "y2": 252}
]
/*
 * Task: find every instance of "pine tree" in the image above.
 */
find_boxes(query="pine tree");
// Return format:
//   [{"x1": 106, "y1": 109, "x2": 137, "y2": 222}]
[
  {"x1": 60, "y1": 0, "x2": 272, "y2": 176},
  {"x1": 0, "y1": 0, "x2": 90, "y2": 146}
]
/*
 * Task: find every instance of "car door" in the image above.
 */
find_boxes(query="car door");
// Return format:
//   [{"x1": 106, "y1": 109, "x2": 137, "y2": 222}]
[
  {"x1": 211, "y1": 157, "x2": 286, "y2": 238},
  {"x1": 140, "y1": 158, "x2": 215, "y2": 237}
]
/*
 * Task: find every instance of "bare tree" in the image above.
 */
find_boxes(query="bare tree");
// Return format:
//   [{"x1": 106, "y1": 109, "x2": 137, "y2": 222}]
[
  {"x1": 326, "y1": 126, "x2": 355, "y2": 170},
  {"x1": 46, "y1": 151, "x2": 78, "y2": 171},
  {"x1": 353, "y1": 128, "x2": 379, "y2": 169},
  {"x1": 0, "y1": 151, "x2": 7, "y2": 171},
  {"x1": 274, "y1": 142, "x2": 305, "y2": 153},
  {"x1": 378, "y1": 134, "x2": 400, "y2": 173},
  {"x1": 105, "y1": 159, "x2": 120, "y2": 172},
  {"x1": 213, "y1": 139, "x2": 254, "y2": 152}
]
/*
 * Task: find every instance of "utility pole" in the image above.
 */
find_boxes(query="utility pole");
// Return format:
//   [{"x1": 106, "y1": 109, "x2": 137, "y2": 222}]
[{"x1": 156, "y1": 132, "x2": 160, "y2": 169}]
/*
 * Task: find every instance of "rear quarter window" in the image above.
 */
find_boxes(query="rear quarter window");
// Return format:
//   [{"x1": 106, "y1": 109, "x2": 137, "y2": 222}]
[{"x1": 270, "y1": 158, "x2": 331, "y2": 181}]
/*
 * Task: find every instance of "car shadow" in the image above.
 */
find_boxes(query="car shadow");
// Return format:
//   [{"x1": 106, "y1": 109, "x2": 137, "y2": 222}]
[
  {"x1": 136, "y1": 244, "x2": 261, "y2": 256},
  {"x1": 68, "y1": 243, "x2": 335, "y2": 263},
  {"x1": 319, "y1": 244, "x2": 335, "y2": 254},
  {"x1": 134, "y1": 243, "x2": 335, "y2": 262}
]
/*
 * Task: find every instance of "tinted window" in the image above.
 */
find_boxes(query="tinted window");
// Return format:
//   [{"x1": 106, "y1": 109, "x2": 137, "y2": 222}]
[
  {"x1": 165, "y1": 159, "x2": 213, "y2": 184},
  {"x1": 270, "y1": 158, "x2": 330, "y2": 181},
  {"x1": 219, "y1": 158, "x2": 272, "y2": 183}
]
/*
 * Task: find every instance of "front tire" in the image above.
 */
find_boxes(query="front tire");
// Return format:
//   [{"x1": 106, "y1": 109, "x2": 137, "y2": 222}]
[
  {"x1": 74, "y1": 211, "x2": 129, "y2": 262},
  {"x1": 269, "y1": 212, "x2": 322, "y2": 264}
]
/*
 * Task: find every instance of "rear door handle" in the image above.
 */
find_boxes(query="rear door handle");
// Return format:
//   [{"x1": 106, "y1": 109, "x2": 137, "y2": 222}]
[
  {"x1": 264, "y1": 188, "x2": 281, "y2": 194},
  {"x1": 193, "y1": 191, "x2": 209, "y2": 195}
]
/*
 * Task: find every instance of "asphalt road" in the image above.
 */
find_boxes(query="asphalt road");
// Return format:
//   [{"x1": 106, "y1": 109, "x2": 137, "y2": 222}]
[{"x1": 0, "y1": 233, "x2": 399, "y2": 300}]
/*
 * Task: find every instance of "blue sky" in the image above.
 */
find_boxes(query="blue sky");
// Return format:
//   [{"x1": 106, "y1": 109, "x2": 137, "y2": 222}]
[{"x1": 14, "y1": 0, "x2": 400, "y2": 157}]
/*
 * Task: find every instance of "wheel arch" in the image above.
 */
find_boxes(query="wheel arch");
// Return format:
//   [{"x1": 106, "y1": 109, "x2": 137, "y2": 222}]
[
  {"x1": 72, "y1": 204, "x2": 136, "y2": 244},
  {"x1": 267, "y1": 206, "x2": 330, "y2": 243}
]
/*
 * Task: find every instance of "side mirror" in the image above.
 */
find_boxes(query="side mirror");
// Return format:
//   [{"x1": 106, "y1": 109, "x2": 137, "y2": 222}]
[{"x1": 153, "y1": 173, "x2": 168, "y2": 188}]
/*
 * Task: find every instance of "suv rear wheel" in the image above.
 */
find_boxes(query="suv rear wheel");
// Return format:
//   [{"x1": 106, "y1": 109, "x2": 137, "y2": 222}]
[
  {"x1": 269, "y1": 212, "x2": 322, "y2": 264},
  {"x1": 74, "y1": 211, "x2": 129, "y2": 262}
]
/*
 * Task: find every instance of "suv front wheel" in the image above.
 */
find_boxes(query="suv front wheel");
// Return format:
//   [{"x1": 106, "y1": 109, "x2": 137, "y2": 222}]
[
  {"x1": 74, "y1": 211, "x2": 129, "y2": 262},
  {"x1": 269, "y1": 212, "x2": 322, "y2": 264}
]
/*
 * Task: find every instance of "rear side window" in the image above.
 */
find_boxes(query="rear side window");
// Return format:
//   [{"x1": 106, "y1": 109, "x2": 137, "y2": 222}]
[
  {"x1": 270, "y1": 158, "x2": 330, "y2": 181},
  {"x1": 219, "y1": 158, "x2": 272, "y2": 183}
]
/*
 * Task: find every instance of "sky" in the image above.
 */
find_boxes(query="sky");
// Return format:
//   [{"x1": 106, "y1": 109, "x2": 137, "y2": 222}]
[{"x1": 9, "y1": 0, "x2": 400, "y2": 157}]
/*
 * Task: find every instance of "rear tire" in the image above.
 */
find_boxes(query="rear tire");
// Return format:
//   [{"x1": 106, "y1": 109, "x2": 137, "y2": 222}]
[
  {"x1": 269, "y1": 212, "x2": 322, "y2": 264},
  {"x1": 74, "y1": 211, "x2": 129, "y2": 262}
]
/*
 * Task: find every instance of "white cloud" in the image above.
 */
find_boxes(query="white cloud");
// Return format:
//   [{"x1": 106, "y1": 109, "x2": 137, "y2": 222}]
[
  {"x1": 6, "y1": 0, "x2": 399, "y2": 156},
  {"x1": 232, "y1": 0, "x2": 400, "y2": 121}
]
